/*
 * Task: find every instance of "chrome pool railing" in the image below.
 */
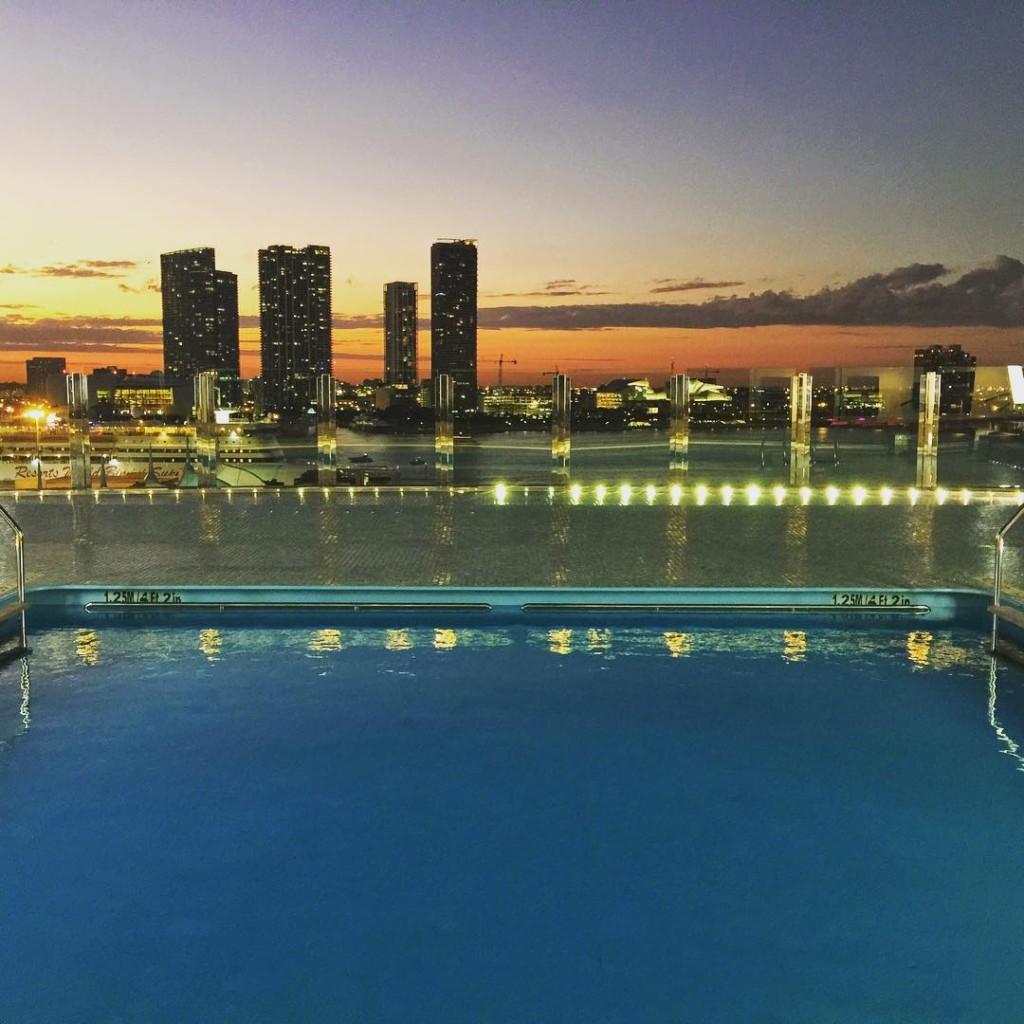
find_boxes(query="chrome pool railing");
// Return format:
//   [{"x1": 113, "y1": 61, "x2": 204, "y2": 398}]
[
  {"x1": 0, "y1": 502, "x2": 27, "y2": 654},
  {"x1": 991, "y1": 501, "x2": 1024, "y2": 655}
]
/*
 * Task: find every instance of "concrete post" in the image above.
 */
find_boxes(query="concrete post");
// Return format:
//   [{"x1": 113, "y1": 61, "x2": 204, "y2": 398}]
[
  {"x1": 669, "y1": 374, "x2": 690, "y2": 475},
  {"x1": 194, "y1": 371, "x2": 219, "y2": 488},
  {"x1": 551, "y1": 373, "x2": 571, "y2": 487},
  {"x1": 67, "y1": 372, "x2": 92, "y2": 490},
  {"x1": 316, "y1": 373, "x2": 336, "y2": 485},
  {"x1": 916, "y1": 371, "x2": 940, "y2": 489},
  {"x1": 789, "y1": 372, "x2": 812, "y2": 486},
  {"x1": 434, "y1": 374, "x2": 454, "y2": 487}
]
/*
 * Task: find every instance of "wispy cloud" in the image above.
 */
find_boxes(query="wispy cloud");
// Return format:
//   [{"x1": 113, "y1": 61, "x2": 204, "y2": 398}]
[
  {"x1": 650, "y1": 277, "x2": 745, "y2": 294},
  {"x1": 117, "y1": 278, "x2": 161, "y2": 294},
  {"x1": 486, "y1": 278, "x2": 610, "y2": 298},
  {"x1": 0, "y1": 259, "x2": 143, "y2": 279},
  {"x1": 480, "y1": 257, "x2": 1022, "y2": 330}
]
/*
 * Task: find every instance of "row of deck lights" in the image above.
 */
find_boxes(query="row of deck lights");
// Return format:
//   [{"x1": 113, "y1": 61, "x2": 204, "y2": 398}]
[
  {"x1": 16, "y1": 482, "x2": 1024, "y2": 507},
  {"x1": 491, "y1": 483, "x2": 1024, "y2": 507}
]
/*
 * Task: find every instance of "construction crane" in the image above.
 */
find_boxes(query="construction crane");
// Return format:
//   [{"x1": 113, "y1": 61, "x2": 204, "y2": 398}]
[{"x1": 480, "y1": 353, "x2": 517, "y2": 386}]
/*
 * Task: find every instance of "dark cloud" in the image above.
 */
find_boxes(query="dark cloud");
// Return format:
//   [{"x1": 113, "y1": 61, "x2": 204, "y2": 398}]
[
  {"x1": 0, "y1": 314, "x2": 161, "y2": 351},
  {"x1": 0, "y1": 259, "x2": 143, "y2": 279},
  {"x1": 650, "y1": 278, "x2": 745, "y2": 294},
  {"x1": 479, "y1": 257, "x2": 1024, "y2": 330}
]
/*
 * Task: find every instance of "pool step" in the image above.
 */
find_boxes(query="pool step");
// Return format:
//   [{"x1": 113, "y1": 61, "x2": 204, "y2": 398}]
[
  {"x1": 990, "y1": 604, "x2": 1024, "y2": 667},
  {"x1": 990, "y1": 603, "x2": 1024, "y2": 630}
]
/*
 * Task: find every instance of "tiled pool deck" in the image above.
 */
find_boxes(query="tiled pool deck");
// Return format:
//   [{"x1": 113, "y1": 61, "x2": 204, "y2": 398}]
[{"x1": 1, "y1": 487, "x2": 1021, "y2": 602}]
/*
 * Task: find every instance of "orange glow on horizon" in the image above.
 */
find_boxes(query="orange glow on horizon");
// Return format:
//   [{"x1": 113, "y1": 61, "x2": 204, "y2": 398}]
[{"x1": 2, "y1": 324, "x2": 1022, "y2": 386}]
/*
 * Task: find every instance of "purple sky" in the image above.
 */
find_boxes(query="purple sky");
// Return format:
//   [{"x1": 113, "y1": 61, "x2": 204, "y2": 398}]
[{"x1": 2, "y1": 0, "x2": 1022, "y2": 378}]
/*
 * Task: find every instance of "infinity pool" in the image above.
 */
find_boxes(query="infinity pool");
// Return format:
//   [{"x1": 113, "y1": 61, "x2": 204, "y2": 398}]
[{"x1": 2, "y1": 613, "x2": 1023, "y2": 1022}]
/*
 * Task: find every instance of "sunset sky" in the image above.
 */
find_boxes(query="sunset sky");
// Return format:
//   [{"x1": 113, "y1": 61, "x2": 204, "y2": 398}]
[{"x1": 2, "y1": 1, "x2": 1022, "y2": 384}]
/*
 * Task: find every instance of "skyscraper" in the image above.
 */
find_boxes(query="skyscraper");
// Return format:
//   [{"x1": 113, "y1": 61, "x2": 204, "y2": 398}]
[
  {"x1": 25, "y1": 357, "x2": 66, "y2": 401},
  {"x1": 258, "y1": 245, "x2": 332, "y2": 417},
  {"x1": 160, "y1": 248, "x2": 240, "y2": 399},
  {"x1": 431, "y1": 239, "x2": 477, "y2": 410},
  {"x1": 384, "y1": 281, "x2": 418, "y2": 386}
]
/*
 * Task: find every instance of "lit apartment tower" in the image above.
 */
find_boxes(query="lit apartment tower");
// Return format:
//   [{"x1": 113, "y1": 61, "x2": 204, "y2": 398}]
[
  {"x1": 384, "y1": 281, "x2": 418, "y2": 386},
  {"x1": 258, "y1": 245, "x2": 332, "y2": 417},
  {"x1": 160, "y1": 248, "x2": 240, "y2": 399},
  {"x1": 431, "y1": 239, "x2": 477, "y2": 409}
]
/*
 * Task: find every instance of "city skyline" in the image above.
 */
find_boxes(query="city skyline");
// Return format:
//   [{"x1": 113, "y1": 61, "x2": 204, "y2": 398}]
[{"x1": 1, "y1": 2, "x2": 1021, "y2": 382}]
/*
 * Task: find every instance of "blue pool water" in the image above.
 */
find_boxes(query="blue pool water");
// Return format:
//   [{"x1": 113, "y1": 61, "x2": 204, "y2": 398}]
[{"x1": 2, "y1": 618, "x2": 1024, "y2": 1022}]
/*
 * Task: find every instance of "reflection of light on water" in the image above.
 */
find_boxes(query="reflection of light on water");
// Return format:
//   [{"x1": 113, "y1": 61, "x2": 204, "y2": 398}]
[
  {"x1": 988, "y1": 658, "x2": 1024, "y2": 772},
  {"x1": 782, "y1": 630, "x2": 807, "y2": 662},
  {"x1": 663, "y1": 631, "x2": 691, "y2": 657},
  {"x1": 548, "y1": 628, "x2": 572, "y2": 655},
  {"x1": 309, "y1": 629, "x2": 342, "y2": 652},
  {"x1": 19, "y1": 657, "x2": 30, "y2": 731},
  {"x1": 385, "y1": 629, "x2": 413, "y2": 651},
  {"x1": 433, "y1": 628, "x2": 458, "y2": 650},
  {"x1": 199, "y1": 628, "x2": 222, "y2": 662},
  {"x1": 586, "y1": 628, "x2": 611, "y2": 655},
  {"x1": 906, "y1": 630, "x2": 932, "y2": 667},
  {"x1": 75, "y1": 628, "x2": 100, "y2": 666}
]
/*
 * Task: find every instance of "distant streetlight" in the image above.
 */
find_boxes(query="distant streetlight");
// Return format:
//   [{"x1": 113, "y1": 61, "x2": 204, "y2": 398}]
[{"x1": 23, "y1": 408, "x2": 44, "y2": 447}]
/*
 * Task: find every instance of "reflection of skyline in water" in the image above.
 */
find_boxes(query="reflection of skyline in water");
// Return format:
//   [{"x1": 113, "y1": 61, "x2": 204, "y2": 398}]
[{"x1": 9, "y1": 622, "x2": 1024, "y2": 783}]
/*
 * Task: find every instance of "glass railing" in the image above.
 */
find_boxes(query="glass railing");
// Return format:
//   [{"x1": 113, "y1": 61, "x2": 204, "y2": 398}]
[{"x1": 2, "y1": 364, "x2": 1022, "y2": 493}]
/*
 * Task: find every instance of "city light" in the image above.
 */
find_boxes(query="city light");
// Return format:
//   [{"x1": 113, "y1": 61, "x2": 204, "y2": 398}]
[
  {"x1": 961, "y1": 489, "x2": 972, "y2": 505},
  {"x1": 880, "y1": 486, "x2": 894, "y2": 505},
  {"x1": 669, "y1": 483, "x2": 682, "y2": 505},
  {"x1": 595, "y1": 484, "x2": 607, "y2": 505},
  {"x1": 909, "y1": 487, "x2": 920, "y2": 505},
  {"x1": 935, "y1": 488, "x2": 948, "y2": 505},
  {"x1": 645, "y1": 485, "x2": 656, "y2": 505},
  {"x1": 721, "y1": 485, "x2": 733, "y2": 506},
  {"x1": 852, "y1": 485, "x2": 867, "y2": 506},
  {"x1": 826, "y1": 485, "x2": 839, "y2": 506},
  {"x1": 619, "y1": 484, "x2": 632, "y2": 505},
  {"x1": 695, "y1": 485, "x2": 708, "y2": 506},
  {"x1": 773, "y1": 485, "x2": 786, "y2": 505},
  {"x1": 800, "y1": 486, "x2": 812, "y2": 506},
  {"x1": 745, "y1": 484, "x2": 761, "y2": 505},
  {"x1": 570, "y1": 483, "x2": 582, "y2": 505},
  {"x1": 495, "y1": 483, "x2": 507, "y2": 505}
]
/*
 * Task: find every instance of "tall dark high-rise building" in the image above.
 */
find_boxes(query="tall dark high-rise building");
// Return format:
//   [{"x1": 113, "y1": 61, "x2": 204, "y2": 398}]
[
  {"x1": 431, "y1": 239, "x2": 477, "y2": 409},
  {"x1": 25, "y1": 357, "x2": 66, "y2": 401},
  {"x1": 913, "y1": 343, "x2": 976, "y2": 415},
  {"x1": 258, "y1": 245, "x2": 332, "y2": 417},
  {"x1": 160, "y1": 248, "x2": 240, "y2": 400},
  {"x1": 384, "y1": 281, "x2": 418, "y2": 386}
]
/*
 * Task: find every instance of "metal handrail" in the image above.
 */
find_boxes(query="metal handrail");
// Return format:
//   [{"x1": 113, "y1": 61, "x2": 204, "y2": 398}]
[
  {"x1": 992, "y1": 502, "x2": 1024, "y2": 649},
  {"x1": 0, "y1": 502, "x2": 27, "y2": 651}
]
